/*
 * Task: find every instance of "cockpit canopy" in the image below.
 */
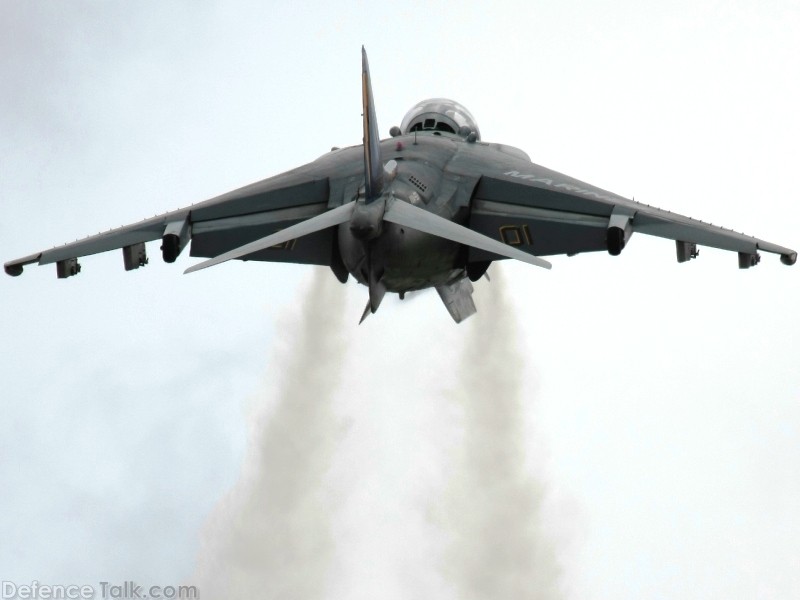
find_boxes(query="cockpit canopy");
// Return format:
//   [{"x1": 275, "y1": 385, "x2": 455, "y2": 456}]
[{"x1": 399, "y1": 98, "x2": 481, "y2": 140}]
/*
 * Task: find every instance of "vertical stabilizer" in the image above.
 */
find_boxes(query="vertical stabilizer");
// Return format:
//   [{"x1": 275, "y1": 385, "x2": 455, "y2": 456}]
[{"x1": 361, "y1": 47, "x2": 383, "y2": 202}]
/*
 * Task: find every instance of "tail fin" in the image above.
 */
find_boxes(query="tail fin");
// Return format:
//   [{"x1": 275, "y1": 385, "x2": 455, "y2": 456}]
[{"x1": 361, "y1": 47, "x2": 383, "y2": 202}]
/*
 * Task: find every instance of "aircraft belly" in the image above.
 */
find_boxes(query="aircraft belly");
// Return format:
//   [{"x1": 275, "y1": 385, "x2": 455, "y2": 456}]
[{"x1": 339, "y1": 220, "x2": 462, "y2": 292}]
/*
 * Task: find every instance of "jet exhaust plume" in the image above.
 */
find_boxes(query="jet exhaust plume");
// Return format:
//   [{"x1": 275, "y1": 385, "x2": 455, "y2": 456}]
[
  {"x1": 439, "y1": 266, "x2": 563, "y2": 600},
  {"x1": 190, "y1": 268, "x2": 346, "y2": 599}
]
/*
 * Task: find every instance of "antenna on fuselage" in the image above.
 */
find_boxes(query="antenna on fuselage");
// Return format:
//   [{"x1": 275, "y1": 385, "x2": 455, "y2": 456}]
[{"x1": 361, "y1": 47, "x2": 383, "y2": 203}]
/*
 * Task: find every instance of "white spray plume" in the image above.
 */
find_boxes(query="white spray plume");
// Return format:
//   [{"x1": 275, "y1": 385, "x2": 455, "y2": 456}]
[
  {"x1": 439, "y1": 266, "x2": 563, "y2": 600},
  {"x1": 191, "y1": 267, "x2": 346, "y2": 599}
]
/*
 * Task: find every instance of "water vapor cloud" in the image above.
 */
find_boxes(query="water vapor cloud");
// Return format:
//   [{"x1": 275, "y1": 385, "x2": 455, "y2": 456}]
[
  {"x1": 191, "y1": 268, "x2": 346, "y2": 599},
  {"x1": 439, "y1": 267, "x2": 563, "y2": 600}
]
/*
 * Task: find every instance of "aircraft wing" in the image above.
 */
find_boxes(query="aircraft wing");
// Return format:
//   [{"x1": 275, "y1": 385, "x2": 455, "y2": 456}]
[
  {"x1": 4, "y1": 146, "x2": 365, "y2": 278},
  {"x1": 461, "y1": 149, "x2": 797, "y2": 268}
]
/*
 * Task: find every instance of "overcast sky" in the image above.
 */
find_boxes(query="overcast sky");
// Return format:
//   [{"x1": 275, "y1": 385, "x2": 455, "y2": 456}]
[{"x1": 1, "y1": 1, "x2": 799, "y2": 599}]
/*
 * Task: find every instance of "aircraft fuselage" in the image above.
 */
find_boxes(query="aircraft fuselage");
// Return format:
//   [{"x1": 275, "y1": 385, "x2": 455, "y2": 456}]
[
  {"x1": 8, "y1": 50, "x2": 791, "y2": 326},
  {"x1": 338, "y1": 134, "x2": 467, "y2": 293}
]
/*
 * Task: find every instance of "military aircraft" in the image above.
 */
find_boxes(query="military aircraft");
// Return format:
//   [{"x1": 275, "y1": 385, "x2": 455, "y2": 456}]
[{"x1": 5, "y1": 48, "x2": 796, "y2": 323}]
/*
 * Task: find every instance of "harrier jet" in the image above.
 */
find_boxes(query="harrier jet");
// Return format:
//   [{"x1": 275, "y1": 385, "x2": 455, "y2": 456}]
[{"x1": 6, "y1": 48, "x2": 796, "y2": 323}]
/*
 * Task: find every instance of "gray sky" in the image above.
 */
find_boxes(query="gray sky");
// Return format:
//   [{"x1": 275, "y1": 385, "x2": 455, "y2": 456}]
[{"x1": 2, "y1": 1, "x2": 799, "y2": 598}]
